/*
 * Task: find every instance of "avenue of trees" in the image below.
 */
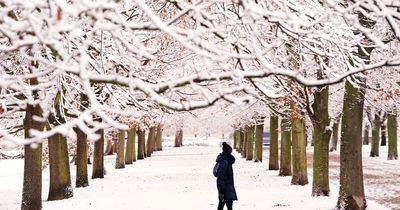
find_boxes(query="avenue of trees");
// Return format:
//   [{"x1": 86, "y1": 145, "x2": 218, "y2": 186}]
[{"x1": 0, "y1": 1, "x2": 400, "y2": 210}]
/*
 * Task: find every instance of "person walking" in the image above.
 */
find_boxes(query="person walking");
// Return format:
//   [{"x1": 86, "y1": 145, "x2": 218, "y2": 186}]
[{"x1": 215, "y1": 142, "x2": 238, "y2": 210}]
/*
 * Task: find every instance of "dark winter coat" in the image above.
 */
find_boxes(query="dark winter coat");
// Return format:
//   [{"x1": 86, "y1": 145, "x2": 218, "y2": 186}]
[{"x1": 216, "y1": 152, "x2": 238, "y2": 201}]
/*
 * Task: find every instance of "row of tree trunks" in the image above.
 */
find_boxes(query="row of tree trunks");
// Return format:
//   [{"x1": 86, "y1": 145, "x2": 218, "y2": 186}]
[
  {"x1": 125, "y1": 127, "x2": 137, "y2": 164},
  {"x1": 234, "y1": 120, "x2": 264, "y2": 163},
  {"x1": 269, "y1": 115, "x2": 279, "y2": 170},
  {"x1": 115, "y1": 129, "x2": 126, "y2": 169},
  {"x1": 279, "y1": 118, "x2": 291, "y2": 176}
]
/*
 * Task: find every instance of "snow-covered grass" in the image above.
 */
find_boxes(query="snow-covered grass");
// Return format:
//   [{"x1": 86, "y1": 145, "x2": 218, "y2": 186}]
[
  {"x1": 0, "y1": 138, "x2": 396, "y2": 210},
  {"x1": 325, "y1": 145, "x2": 400, "y2": 209}
]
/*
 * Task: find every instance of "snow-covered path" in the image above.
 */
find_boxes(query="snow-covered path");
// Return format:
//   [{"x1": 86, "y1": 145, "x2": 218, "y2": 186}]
[{"x1": 0, "y1": 142, "x2": 392, "y2": 210}]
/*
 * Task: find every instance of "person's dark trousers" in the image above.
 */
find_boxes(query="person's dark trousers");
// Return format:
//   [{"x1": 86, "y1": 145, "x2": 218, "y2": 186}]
[{"x1": 218, "y1": 200, "x2": 233, "y2": 210}]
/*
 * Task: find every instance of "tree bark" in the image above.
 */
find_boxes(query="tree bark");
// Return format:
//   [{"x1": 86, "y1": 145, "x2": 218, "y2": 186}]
[
  {"x1": 291, "y1": 116, "x2": 308, "y2": 185},
  {"x1": 240, "y1": 129, "x2": 246, "y2": 158},
  {"x1": 235, "y1": 130, "x2": 242, "y2": 153},
  {"x1": 74, "y1": 126, "x2": 88, "y2": 187},
  {"x1": 363, "y1": 106, "x2": 372, "y2": 145},
  {"x1": 330, "y1": 120, "x2": 340, "y2": 152},
  {"x1": 104, "y1": 137, "x2": 115, "y2": 155},
  {"x1": 146, "y1": 126, "x2": 156, "y2": 157},
  {"x1": 75, "y1": 93, "x2": 89, "y2": 187},
  {"x1": 137, "y1": 129, "x2": 145, "y2": 160},
  {"x1": 269, "y1": 115, "x2": 279, "y2": 170},
  {"x1": 233, "y1": 129, "x2": 238, "y2": 149},
  {"x1": 337, "y1": 80, "x2": 366, "y2": 209},
  {"x1": 174, "y1": 129, "x2": 183, "y2": 147},
  {"x1": 22, "y1": 103, "x2": 46, "y2": 210},
  {"x1": 311, "y1": 85, "x2": 331, "y2": 196},
  {"x1": 279, "y1": 118, "x2": 292, "y2": 176},
  {"x1": 92, "y1": 128, "x2": 105, "y2": 179},
  {"x1": 254, "y1": 122, "x2": 264, "y2": 162},
  {"x1": 387, "y1": 113, "x2": 398, "y2": 160},
  {"x1": 363, "y1": 124, "x2": 370, "y2": 146},
  {"x1": 155, "y1": 124, "x2": 163, "y2": 151},
  {"x1": 370, "y1": 112, "x2": 380, "y2": 157},
  {"x1": 125, "y1": 127, "x2": 136, "y2": 164},
  {"x1": 246, "y1": 125, "x2": 255, "y2": 161},
  {"x1": 115, "y1": 129, "x2": 125, "y2": 169},
  {"x1": 47, "y1": 133, "x2": 73, "y2": 201},
  {"x1": 337, "y1": 10, "x2": 372, "y2": 209},
  {"x1": 380, "y1": 118, "x2": 387, "y2": 146}
]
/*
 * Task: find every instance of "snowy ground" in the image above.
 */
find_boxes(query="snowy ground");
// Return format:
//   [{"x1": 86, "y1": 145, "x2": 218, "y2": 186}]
[
  {"x1": 311, "y1": 146, "x2": 400, "y2": 209},
  {"x1": 0, "y1": 137, "x2": 397, "y2": 210}
]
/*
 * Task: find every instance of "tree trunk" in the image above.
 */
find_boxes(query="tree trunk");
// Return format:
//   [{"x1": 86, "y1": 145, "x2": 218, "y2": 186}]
[
  {"x1": 246, "y1": 125, "x2": 255, "y2": 161},
  {"x1": 380, "y1": 120, "x2": 387, "y2": 146},
  {"x1": 254, "y1": 122, "x2": 264, "y2": 162},
  {"x1": 233, "y1": 129, "x2": 238, "y2": 149},
  {"x1": 104, "y1": 137, "x2": 114, "y2": 155},
  {"x1": 311, "y1": 85, "x2": 331, "y2": 196},
  {"x1": 155, "y1": 124, "x2": 163, "y2": 151},
  {"x1": 269, "y1": 115, "x2": 279, "y2": 170},
  {"x1": 47, "y1": 133, "x2": 73, "y2": 201},
  {"x1": 363, "y1": 124, "x2": 370, "y2": 145},
  {"x1": 241, "y1": 129, "x2": 247, "y2": 158},
  {"x1": 146, "y1": 126, "x2": 156, "y2": 157},
  {"x1": 370, "y1": 113, "x2": 380, "y2": 157},
  {"x1": 330, "y1": 120, "x2": 340, "y2": 152},
  {"x1": 174, "y1": 129, "x2": 183, "y2": 147},
  {"x1": 236, "y1": 130, "x2": 242, "y2": 153},
  {"x1": 115, "y1": 129, "x2": 125, "y2": 169},
  {"x1": 137, "y1": 129, "x2": 145, "y2": 160},
  {"x1": 279, "y1": 118, "x2": 291, "y2": 176},
  {"x1": 291, "y1": 116, "x2": 308, "y2": 185},
  {"x1": 92, "y1": 128, "x2": 105, "y2": 179},
  {"x1": 174, "y1": 129, "x2": 179, "y2": 147},
  {"x1": 125, "y1": 127, "x2": 136, "y2": 164},
  {"x1": 337, "y1": 80, "x2": 366, "y2": 209},
  {"x1": 363, "y1": 106, "x2": 372, "y2": 145},
  {"x1": 337, "y1": 10, "x2": 372, "y2": 209},
  {"x1": 75, "y1": 93, "x2": 89, "y2": 187},
  {"x1": 75, "y1": 127, "x2": 88, "y2": 187},
  {"x1": 22, "y1": 103, "x2": 46, "y2": 210},
  {"x1": 387, "y1": 113, "x2": 398, "y2": 160},
  {"x1": 174, "y1": 129, "x2": 180, "y2": 147}
]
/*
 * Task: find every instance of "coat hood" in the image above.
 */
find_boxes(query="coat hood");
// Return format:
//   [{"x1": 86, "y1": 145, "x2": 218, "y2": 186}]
[{"x1": 216, "y1": 152, "x2": 236, "y2": 164}]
